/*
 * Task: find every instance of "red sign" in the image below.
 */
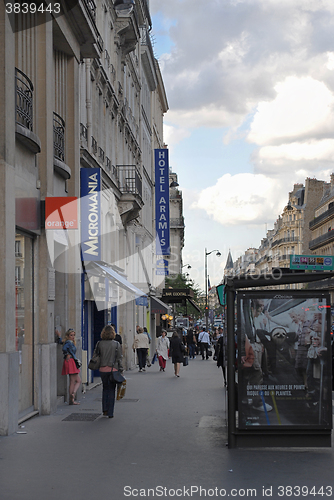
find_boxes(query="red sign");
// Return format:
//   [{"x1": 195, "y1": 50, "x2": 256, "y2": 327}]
[{"x1": 45, "y1": 197, "x2": 78, "y2": 229}]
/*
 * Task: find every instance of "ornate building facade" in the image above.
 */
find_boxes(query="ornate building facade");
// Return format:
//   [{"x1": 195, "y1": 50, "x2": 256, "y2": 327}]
[{"x1": 0, "y1": 0, "x2": 169, "y2": 435}]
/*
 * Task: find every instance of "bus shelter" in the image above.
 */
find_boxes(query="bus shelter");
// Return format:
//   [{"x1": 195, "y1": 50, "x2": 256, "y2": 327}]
[{"x1": 219, "y1": 271, "x2": 333, "y2": 448}]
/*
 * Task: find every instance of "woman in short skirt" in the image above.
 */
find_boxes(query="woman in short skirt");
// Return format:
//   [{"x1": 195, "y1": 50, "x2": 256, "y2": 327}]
[{"x1": 57, "y1": 328, "x2": 81, "y2": 405}]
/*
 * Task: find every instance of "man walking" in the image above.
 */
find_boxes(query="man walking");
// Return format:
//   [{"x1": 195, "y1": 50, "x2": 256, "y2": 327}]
[{"x1": 198, "y1": 327, "x2": 211, "y2": 360}]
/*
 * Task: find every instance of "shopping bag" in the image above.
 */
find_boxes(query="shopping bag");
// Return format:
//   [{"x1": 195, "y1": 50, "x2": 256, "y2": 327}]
[
  {"x1": 117, "y1": 380, "x2": 127, "y2": 400},
  {"x1": 152, "y1": 353, "x2": 157, "y2": 365}
]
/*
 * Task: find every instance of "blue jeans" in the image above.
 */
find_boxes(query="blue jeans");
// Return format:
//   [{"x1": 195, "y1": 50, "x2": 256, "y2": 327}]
[
  {"x1": 188, "y1": 344, "x2": 195, "y2": 358},
  {"x1": 100, "y1": 372, "x2": 116, "y2": 417}
]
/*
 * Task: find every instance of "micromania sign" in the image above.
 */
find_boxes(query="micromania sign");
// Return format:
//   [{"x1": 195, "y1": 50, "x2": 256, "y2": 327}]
[
  {"x1": 155, "y1": 149, "x2": 170, "y2": 256},
  {"x1": 80, "y1": 168, "x2": 101, "y2": 261}
]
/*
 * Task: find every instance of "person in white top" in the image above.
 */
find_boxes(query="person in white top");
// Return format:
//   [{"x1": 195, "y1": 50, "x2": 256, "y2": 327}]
[
  {"x1": 198, "y1": 327, "x2": 211, "y2": 360},
  {"x1": 156, "y1": 330, "x2": 170, "y2": 372}
]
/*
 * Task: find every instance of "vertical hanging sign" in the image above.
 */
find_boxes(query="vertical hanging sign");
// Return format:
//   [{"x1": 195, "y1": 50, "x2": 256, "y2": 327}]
[
  {"x1": 80, "y1": 168, "x2": 101, "y2": 261},
  {"x1": 155, "y1": 149, "x2": 170, "y2": 256}
]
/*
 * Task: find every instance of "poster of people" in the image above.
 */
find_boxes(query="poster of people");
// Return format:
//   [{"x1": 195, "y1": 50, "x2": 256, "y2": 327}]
[{"x1": 237, "y1": 291, "x2": 332, "y2": 429}]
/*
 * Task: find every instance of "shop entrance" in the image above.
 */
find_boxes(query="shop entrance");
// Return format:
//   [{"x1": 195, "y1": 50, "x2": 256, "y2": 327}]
[{"x1": 15, "y1": 232, "x2": 34, "y2": 418}]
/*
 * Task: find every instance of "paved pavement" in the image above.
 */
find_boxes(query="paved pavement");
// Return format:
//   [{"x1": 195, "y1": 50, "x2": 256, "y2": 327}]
[{"x1": 1, "y1": 356, "x2": 334, "y2": 500}]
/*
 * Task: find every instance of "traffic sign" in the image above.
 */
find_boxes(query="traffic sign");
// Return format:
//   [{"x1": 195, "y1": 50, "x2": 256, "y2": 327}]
[{"x1": 290, "y1": 255, "x2": 334, "y2": 271}]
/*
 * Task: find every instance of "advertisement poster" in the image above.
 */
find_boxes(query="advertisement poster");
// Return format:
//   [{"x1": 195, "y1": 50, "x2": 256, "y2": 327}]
[{"x1": 237, "y1": 291, "x2": 332, "y2": 429}]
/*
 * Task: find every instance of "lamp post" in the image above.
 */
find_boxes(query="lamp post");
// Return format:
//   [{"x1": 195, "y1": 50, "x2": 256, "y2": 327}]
[
  {"x1": 205, "y1": 248, "x2": 221, "y2": 330},
  {"x1": 182, "y1": 264, "x2": 191, "y2": 270}
]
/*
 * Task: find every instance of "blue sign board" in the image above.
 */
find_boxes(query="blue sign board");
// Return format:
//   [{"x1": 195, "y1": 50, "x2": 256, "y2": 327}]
[
  {"x1": 156, "y1": 258, "x2": 169, "y2": 275},
  {"x1": 155, "y1": 149, "x2": 170, "y2": 255},
  {"x1": 80, "y1": 168, "x2": 101, "y2": 261}
]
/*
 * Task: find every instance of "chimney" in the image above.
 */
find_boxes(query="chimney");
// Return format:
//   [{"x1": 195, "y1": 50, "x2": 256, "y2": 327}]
[{"x1": 331, "y1": 173, "x2": 334, "y2": 188}]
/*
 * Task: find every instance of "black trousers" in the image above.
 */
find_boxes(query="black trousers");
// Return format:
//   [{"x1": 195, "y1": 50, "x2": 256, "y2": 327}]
[
  {"x1": 137, "y1": 348, "x2": 147, "y2": 369},
  {"x1": 200, "y1": 342, "x2": 209, "y2": 359}
]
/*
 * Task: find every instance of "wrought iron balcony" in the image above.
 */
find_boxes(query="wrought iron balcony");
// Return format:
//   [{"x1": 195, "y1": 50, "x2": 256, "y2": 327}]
[
  {"x1": 91, "y1": 136, "x2": 98, "y2": 155},
  {"x1": 80, "y1": 123, "x2": 88, "y2": 141},
  {"x1": 53, "y1": 112, "x2": 65, "y2": 162},
  {"x1": 98, "y1": 147, "x2": 105, "y2": 164},
  {"x1": 15, "y1": 68, "x2": 34, "y2": 131},
  {"x1": 309, "y1": 205, "x2": 334, "y2": 229},
  {"x1": 309, "y1": 229, "x2": 334, "y2": 250},
  {"x1": 117, "y1": 165, "x2": 142, "y2": 197},
  {"x1": 84, "y1": 0, "x2": 96, "y2": 22},
  {"x1": 170, "y1": 217, "x2": 185, "y2": 228},
  {"x1": 271, "y1": 236, "x2": 298, "y2": 248}
]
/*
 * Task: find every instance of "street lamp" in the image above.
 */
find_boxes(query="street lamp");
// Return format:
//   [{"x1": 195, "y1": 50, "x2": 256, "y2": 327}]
[
  {"x1": 205, "y1": 248, "x2": 221, "y2": 330},
  {"x1": 182, "y1": 263, "x2": 191, "y2": 270}
]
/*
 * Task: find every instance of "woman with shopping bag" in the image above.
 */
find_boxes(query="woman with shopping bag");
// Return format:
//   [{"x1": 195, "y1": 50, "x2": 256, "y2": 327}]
[{"x1": 92, "y1": 324, "x2": 124, "y2": 418}]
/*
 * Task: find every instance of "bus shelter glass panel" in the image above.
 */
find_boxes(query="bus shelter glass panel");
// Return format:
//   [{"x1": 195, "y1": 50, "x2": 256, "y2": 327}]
[{"x1": 237, "y1": 291, "x2": 332, "y2": 429}]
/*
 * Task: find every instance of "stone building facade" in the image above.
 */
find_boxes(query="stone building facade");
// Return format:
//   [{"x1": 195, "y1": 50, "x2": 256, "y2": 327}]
[{"x1": 0, "y1": 0, "x2": 169, "y2": 435}]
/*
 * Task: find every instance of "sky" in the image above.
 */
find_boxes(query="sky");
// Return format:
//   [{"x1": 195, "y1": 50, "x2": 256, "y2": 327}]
[{"x1": 150, "y1": 0, "x2": 334, "y2": 291}]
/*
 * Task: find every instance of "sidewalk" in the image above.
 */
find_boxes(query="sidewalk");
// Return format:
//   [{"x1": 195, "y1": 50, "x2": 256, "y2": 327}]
[{"x1": 1, "y1": 357, "x2": 334, "y2": 500}]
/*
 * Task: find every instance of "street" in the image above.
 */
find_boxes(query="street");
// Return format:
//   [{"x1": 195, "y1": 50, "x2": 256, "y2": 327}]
[{"x1": 1, "y1": 356, "x2": 334, "y2": 500}]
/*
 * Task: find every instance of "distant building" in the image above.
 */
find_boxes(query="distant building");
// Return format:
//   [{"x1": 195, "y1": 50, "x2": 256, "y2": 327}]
[{"x1": 167, "y1": 171, "x2": 185, "y2": 277}]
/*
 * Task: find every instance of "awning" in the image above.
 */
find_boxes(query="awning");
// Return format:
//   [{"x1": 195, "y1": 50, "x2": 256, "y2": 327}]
[
  {"x1": 187, "y1": 297, "x2": 201, "y2": 313},
  {"x1": 150, "y1": 296, "x2": 170, "y2": 314},
  {"x1": 85, "y1": 261, "x2": 146, "y2": 298}
]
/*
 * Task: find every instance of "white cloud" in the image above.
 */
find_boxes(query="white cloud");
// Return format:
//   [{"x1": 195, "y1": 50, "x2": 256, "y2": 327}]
[
  {"x1": 191, "y1": 173, "x2": 287, "y2": 226},
  {"x1": 248, "y1": 77, "x2": 334, "y2": 146},
  {"x1": 163, "y1": 124, "x2": 191, "y2": 149},
  {"x1": 258, "y1": 139, "x2": 334, "y2": 162},
  {"x1": 152, "y1": 0, "x2": 334, "y2": 130}
]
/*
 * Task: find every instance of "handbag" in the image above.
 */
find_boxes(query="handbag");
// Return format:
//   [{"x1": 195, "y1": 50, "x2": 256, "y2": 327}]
[
  {"x1": 207, "y1": 348, "x2": 213, "y2": 357},
  {"x1": 183, "y1": 355, "x2": 189, "y2": 366},
  {"x1": 74, "y1": 358, "x2": 82, "y2": 369},
  {"x1": 110, "y1": 370, "x2": 126, "y2": 384},
  {"x1": 88, "y1": 342, "x2": 101, "y2": 370},
  {"x1": 110, "y1": 342, "x2": 125, "y2": 384},
  {"x1": 117, "y1": 380, "x2": 127, "y2": 400}
]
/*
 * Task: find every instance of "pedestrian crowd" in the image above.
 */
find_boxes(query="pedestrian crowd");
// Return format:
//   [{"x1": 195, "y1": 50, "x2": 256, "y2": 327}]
[
  {"x1": 56, "y1": 322, "x2": 227, "y2": 418},
  {"x1": 131, "y1": 324, "x2": 226, "y2": 381}
]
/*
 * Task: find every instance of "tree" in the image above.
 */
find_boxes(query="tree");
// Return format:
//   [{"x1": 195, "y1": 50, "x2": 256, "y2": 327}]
[{"x1": 165, "y1": 273, "x2": 202, "y2": 318}]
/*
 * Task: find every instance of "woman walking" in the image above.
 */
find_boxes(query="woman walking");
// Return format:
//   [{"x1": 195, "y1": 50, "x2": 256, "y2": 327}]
[
  {"x1": 92, "y1": 324, "x2": 123, "y2": 418},
  {"x1": 156, "y1": 329, "x2": 170, "y2": 372},
  {"x1": 132, "y1": 326, "x2": 149, "y2": 372},
  {"x1": 170, "y1": 331, "x2": 184, "y2": 377},
  {"x1": 57, "y1": 328, "x2": 81, "y2": 405}
]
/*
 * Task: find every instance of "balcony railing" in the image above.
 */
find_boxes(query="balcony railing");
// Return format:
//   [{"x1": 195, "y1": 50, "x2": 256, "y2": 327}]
[
  {"x1": 309, "y1": 205, "x2": 334, "y2": 229},
  {"x1": 271, "y1": 236, "x2": 298, "y2": 248},
  {"x1": 105, "y1": 49, "x2": 110, "y2": 68},
  {"x1": 91, "y1": 136, "x2": 98, "y2": 155},
  {"x1": 170, "y1": 217, "x2": 185, "y2": 228},
  {"x1": 309, "y1": 229, "x2": 334, "y2": 250},
  {"x1": 53, "y1": 112, "x2": 65, "y2": 162},
  {"x1": 15, "y1": 68, "x2": 34, "y2": 131},
  {"x1": 98, "y1": 147, "x2": 105, "y2": 164},
  {"x1": 117, "y1": 165, "x2": 142, "y2": 197},
  {"x1": 80, "y1": 123, "x2": 88, "y2": 141},
  {"x1": 84, "y1": 0, "x2": 96, "y2": 22}
]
